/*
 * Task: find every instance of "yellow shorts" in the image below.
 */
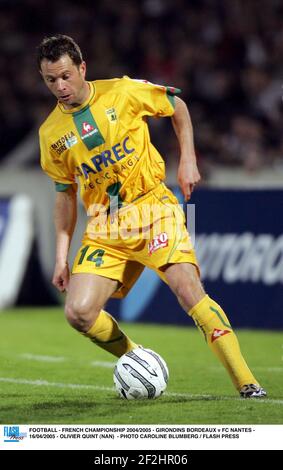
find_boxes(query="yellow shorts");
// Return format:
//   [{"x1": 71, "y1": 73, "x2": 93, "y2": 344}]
[{"x1": 72, "y1": 183, "x2": 199, "y2": 298}]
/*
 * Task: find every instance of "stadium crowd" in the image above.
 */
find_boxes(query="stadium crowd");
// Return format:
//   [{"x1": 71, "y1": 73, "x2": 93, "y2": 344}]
[{"x1": 0, "y1": 0, "x2": 282, "y2": 177}]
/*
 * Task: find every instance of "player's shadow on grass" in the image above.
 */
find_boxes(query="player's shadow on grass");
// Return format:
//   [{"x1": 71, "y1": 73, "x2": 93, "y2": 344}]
[
  {"x1": 2, "y1": 400, "x2": 112, "y2": 423},
  {"x1": 111, "y1": 395, "x2": 226, "y2": 404},
  {"x1": 1, "y1": 399, "x2": 100, "y2": 414}
]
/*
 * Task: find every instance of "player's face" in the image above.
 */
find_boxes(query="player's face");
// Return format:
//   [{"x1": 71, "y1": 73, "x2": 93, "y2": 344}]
[{"x1": 40, "y1": 54, "x2": 89, "y2": 109}]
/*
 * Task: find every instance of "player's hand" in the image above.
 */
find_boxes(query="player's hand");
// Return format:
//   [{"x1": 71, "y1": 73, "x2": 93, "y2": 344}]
[
  {"x1": 52, "y1": 262, "x2": 70, "y2": 292},
  {"x1": 177, "y1": 160, "x2": 201, "y2": 201}
]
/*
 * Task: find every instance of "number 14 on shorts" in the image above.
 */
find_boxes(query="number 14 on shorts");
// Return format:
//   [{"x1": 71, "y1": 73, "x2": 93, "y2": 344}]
[{"x1": 78, "y1": 246, "x2": 105, "y2": 267}]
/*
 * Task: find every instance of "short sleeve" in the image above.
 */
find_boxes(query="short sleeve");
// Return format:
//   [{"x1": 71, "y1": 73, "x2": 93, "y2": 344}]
[
  {"x1": 39, "y1": 128, "x2": 76, "y2": 192},
  {"x1": 124, "y1": 77, "x2": 181, "y2": 118}
]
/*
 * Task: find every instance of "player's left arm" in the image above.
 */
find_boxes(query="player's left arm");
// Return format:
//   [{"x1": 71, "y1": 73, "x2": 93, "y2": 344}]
[{"x1": 171, "y1": 96, "x2": 200, "y2": 201}]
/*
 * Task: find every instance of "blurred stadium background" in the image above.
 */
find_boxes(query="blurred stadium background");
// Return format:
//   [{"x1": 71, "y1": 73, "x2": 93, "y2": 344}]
[{"x1": 1, "y1": 0, "x2": 283, "y2": 329}]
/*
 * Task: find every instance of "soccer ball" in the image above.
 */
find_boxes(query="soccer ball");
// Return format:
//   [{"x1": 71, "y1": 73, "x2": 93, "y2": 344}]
[{"x1": 113, "y1": 347, "x2": 169, "y2": 400}]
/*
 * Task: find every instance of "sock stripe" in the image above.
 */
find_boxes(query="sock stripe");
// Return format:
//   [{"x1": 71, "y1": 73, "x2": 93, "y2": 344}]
[
  {"x1": 92, "y1": 334, "x2": 125, "y2": 345},
  {"x1": 209, "y1": 306, "x2": 231, "y2": 328}
]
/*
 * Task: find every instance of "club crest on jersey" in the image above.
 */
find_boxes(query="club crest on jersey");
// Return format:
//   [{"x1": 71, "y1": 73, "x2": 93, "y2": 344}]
[
  {"x1": 106, "y1": 107, "x2": 118, "y2": 123},
  {"x1": 148, "y1": 232, "x2": 169, "y2": 255},
  {"x1": 211, "y1": 328, "x2": 231, "y2": 343}
]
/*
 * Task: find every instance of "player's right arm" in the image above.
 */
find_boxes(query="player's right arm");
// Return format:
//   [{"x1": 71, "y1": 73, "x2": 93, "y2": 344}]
[
  {"x1": 53, "y1": 186, "x2": 77, "y2": 292},
  {"x1": 39, "y1": 124, "x2": 77, "y2": 292}
]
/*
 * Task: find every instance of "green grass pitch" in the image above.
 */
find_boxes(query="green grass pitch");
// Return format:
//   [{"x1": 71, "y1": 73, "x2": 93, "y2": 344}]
[{"x1": 0, "y1": 308, "x2": 282, "y2": 424}]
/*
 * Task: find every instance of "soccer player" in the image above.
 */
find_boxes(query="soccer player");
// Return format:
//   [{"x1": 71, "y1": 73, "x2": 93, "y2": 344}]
[{"x1": 38, "y1": 34, "x2": 266, "y2": 398}]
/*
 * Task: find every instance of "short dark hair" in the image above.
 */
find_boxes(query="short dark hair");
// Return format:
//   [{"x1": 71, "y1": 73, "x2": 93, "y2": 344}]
[{"x1": 37, "y1": 34, "x2": 83, "y2": 69}]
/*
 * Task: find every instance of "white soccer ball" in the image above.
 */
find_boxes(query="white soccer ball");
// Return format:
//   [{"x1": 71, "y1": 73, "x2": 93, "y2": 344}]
[{"x1": 113, "y1": 347, "x2": 169, "y2": 400}]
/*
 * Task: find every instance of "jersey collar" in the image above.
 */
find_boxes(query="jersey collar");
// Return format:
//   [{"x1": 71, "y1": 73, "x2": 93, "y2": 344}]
[{"x1": 57, "y1": 81, "x2": 96, "y2": 114}]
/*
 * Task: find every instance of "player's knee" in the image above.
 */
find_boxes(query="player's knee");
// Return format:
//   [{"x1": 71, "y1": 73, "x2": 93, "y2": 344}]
[{"x1": 64, "y1": 299, "x2": 100, "y2": 333}]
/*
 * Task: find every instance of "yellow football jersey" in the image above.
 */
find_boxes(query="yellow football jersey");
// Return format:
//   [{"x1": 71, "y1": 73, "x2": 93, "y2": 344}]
[{"x1": 39, "y1": 76, "x2": 180, "y2": 212}]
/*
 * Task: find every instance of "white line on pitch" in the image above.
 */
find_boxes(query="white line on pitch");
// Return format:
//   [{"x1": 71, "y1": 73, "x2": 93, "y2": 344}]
[
  {"x1": 20, "y1": 353, "x2": 66, "y2": 363},
  {"x1": 19, "y1": 355, "x2": 283, "y2": 374},
  {"x1": 0, "y1": 377, "x2": 282, "y2": 405},
  {"x1": 19, "y1": 353, "x2": 116, "y2": 368},
  {"x1": 254, "y1": 367, "x2": 283, "y2": 372},
  {"x1": 0, "y1": 377, "x2": 112, "y2": 392},
  {"x1": 90, "y1": 361, "x2": 116, "y2": 368}
]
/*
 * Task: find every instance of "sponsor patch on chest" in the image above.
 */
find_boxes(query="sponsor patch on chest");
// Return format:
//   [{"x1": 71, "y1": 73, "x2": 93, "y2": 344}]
[{"x1": 50, "y1": 131, "x2": 78, "y2": 155}]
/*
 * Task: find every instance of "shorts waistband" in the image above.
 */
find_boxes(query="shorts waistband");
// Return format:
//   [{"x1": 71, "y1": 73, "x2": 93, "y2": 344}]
[
  {"x1": 128, "y1": 182, "x2": 165, "y2": 205},
  {"x1": 108, "y1": 182, "x2": 166, "y2": 219}
]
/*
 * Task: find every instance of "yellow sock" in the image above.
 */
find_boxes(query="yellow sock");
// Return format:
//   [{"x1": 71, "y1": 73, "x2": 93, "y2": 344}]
[
  {"x1": 189, "y1": 295, "x2": 258, "y2": 390},
  {"x1": 84, "y1": 309, "x2": 138, "y2": 358}
]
